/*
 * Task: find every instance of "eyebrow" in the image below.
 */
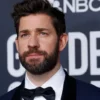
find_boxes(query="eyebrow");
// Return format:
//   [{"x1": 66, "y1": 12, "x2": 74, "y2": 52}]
[
  {"x1": 19, "y1": 28, "x2": 50, "y2": 34},
  {"x1": 19, "y1": 30, "x2": 29, "y2": 34},
  {"x1": 36, "y1": 28, "x2": 50, "y2": 32}
]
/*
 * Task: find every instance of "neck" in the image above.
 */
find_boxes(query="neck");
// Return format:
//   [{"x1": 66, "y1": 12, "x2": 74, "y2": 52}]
[{"x1": 26, "y1": 62, "x2": 61, "y2": 86}]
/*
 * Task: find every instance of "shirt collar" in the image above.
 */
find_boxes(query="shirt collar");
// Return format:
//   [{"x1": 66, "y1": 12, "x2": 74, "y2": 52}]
[{"x1": 25, "y1": 66, "x2": 65, "y2": 98}]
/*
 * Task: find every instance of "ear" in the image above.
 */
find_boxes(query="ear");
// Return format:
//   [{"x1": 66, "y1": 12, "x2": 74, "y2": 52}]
[
  {"x1": 59, "y1": 33, "x2": 68, "y2": 51},
  {"x1": 15, "y1": 38, "x2": 19, "y2": 52}
]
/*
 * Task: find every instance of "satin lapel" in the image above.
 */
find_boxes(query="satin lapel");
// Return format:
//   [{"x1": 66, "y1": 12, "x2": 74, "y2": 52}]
[
  {"x1": 11, "y1": 80, "x2": 25, "y2": 100},
  {"x1": 61, "y1": 71, "x2": 76, "y2": 100}
]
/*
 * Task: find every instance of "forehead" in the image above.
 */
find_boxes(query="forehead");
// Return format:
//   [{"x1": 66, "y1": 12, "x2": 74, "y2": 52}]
[{"x1": 19, "y1": 14, "x2": 55, "y2": 31}]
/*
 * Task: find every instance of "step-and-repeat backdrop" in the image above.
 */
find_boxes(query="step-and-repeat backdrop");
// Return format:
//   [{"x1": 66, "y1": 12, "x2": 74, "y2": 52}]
[{"x1": 0, "y1": 0, "x2": 100, "y2": 96}]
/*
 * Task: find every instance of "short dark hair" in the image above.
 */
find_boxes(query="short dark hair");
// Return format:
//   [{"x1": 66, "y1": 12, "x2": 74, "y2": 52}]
[{"x1": 11, "y1": 0, "x2": 66, "y2": 37}]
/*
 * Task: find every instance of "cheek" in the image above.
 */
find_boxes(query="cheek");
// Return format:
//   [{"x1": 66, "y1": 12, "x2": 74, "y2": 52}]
[
  {"x1": 40, "y1": 37, "x2": 57, "y2": 54},
  {"x1": 17, "y1": 41, "x2": 28, "y2": 54}
]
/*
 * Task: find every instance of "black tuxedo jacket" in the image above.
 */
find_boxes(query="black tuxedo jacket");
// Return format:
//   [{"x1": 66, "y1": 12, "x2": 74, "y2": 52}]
[{"x1": 0, "y1": 71, "x2": 100, "y2": 100}]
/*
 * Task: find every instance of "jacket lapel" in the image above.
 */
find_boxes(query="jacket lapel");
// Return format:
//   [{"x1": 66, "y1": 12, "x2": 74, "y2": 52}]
[{"x1": 61, "y1": 71, "x2": 76, "y2": 100}]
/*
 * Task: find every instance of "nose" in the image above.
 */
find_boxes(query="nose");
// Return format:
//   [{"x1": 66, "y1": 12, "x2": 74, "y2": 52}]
[{"x1": 28, "y1": 34, "x2": 40, "y2": 48}]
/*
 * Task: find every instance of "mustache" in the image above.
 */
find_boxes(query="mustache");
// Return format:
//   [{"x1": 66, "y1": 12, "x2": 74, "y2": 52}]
[{"x1": 22, "y1": 47, "x2": 47, "y2": 57}]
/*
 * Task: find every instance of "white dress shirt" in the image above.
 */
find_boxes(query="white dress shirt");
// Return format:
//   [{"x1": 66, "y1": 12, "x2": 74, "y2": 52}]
[{"x1": 24, "y1": 66, "x2": 65, "y2": 100}]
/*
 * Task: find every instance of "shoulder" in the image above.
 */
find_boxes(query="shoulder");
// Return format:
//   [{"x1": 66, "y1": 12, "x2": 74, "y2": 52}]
[
  {"x1": 0, "y1": 86, "x2": 19, "y2": 100},
  {"x1": 64, "y1": 70, "x2": 100, "y2": 99},
  {"x1": 75, "y1": 78, "x2": 100, "y2": 99},
  {"x1": 66, "y1": 74, "x2": 100, "y2": 99},
  {"x1": 0, "y1": 80, "x2": 24, "y2": 100},
  {"x1": 76, "y1": 78, "x2": 100, "y2": 92},
  {"x1": 64, "y1": 71, "x2": 100, "y2": 96}
]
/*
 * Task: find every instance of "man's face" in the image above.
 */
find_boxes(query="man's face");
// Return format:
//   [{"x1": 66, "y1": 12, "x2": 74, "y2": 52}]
[{"x1": 15, "y1": 14, "x2": 67, "y2": 75}]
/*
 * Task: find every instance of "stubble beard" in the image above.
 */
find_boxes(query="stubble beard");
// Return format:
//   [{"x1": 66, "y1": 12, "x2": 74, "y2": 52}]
[{"x1": 19, "y1": 41, "x2": 59, "y2": 75}]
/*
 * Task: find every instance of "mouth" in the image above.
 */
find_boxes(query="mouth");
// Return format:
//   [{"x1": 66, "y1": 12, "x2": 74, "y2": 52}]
[{"x1": 26, "y1": 53, "x2": 43, "y2": 59}]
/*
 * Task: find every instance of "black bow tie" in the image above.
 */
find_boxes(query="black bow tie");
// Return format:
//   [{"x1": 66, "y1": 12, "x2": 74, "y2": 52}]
[{"x1": 20, "y1": 87, "x2": 55, "y2": 100}]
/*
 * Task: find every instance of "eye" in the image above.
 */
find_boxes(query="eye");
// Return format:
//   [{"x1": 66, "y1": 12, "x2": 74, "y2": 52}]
[
  {"x1": 40, "y1": 32, "x2": 48, "y2": 36},
  {"x1": 20, "y1": 33, "x2": 30, "y2": 38}
]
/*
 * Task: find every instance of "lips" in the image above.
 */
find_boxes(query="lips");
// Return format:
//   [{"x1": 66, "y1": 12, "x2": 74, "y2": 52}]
[{"x1": 26, "y1": 53, "x2": 43, "y2": 59}]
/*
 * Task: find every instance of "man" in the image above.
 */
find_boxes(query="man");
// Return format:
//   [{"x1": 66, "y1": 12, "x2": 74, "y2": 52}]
[{"x1": 1, "y1": 0, "x2": 100, "y2": 100}]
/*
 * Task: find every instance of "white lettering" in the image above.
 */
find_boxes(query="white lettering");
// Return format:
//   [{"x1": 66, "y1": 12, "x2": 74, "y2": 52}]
[
  {"x1": 8, "y1": 81, "x2": 21, "y2": 92},
  {"x1": 63, "y1": 0, "x2": 75, "y2": 13},
  {"x1": 55, "y1": 0, "x2": 100, "y2": 13},
  {"x1": 91, "y1": 81, "x2": 100, "y2": 88},
  {"x1": 76, "y1": 0, "x2": 88, "y2": 12},
  {"x1": 90, "y1": 31, "x2": 100, "y2": 75},
  {"x1": 68, "y1": 32, "x2": 88, "y2": 75},
  {"x1": 7, "y1": 34, "x2": 25, "y2": 77},
  {"x1": 89, "y1": 0, "x2": 100, "y2": 12}
]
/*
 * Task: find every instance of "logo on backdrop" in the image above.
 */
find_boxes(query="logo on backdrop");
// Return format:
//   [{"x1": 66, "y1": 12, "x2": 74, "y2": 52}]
[{"x1": 48, "y1": 0, "x2": 100, "y2": 13}]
